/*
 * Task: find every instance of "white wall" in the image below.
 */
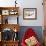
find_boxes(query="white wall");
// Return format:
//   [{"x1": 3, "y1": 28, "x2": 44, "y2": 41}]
[
  {"x1": 0, "y1": 0, "x2": 44, "y2": 26},
  {"x1": 19, "y1": 0, "x2": 44, "y2": 26}
]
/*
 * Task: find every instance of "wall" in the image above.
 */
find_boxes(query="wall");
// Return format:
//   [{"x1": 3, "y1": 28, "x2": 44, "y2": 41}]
[
  {"x1": 18, "y1": 26, "x2": 43, "y2": 44},
  {"x1": 0, "y1": 0, "x2": 44, "y2": 26},
  {"x1": 0, "y1": 0, "x2": 44, "y2": 44},
  {"x1": 19, "y1": 0, "x2": 44, "y2": 26}
]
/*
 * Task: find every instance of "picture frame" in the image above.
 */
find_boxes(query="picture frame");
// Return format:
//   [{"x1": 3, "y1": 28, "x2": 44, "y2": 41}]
[
  {"x1": 23, "y1": 8, "x2": 37, "y2": 20},
  {"x1": 2, "y1": 10, "x2": 9, "y2": 15},
  {"x1": 9, "y1": 10, "x2": 18, "y2": 15}
]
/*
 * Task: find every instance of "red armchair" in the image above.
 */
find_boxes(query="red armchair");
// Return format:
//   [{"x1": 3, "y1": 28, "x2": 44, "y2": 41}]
[{"x1": 21, "y1": 28, "x2": 41, "y2": 46}]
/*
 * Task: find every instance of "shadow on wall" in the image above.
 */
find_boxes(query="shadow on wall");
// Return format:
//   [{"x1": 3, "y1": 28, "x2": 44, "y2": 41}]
[{"x1": 18, "y1": 26, "x2": 43, "y2": 44}]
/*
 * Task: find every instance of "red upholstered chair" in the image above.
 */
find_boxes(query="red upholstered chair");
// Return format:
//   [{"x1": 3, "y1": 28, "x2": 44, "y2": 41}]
[{"x1": 21, "y1": 28, "x2": 41, "y2": 46}]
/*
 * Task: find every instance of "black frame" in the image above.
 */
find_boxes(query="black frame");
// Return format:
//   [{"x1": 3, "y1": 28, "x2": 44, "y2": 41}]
[{"x1": 23, "y1": 8, "x2": 37, "y2": 20}]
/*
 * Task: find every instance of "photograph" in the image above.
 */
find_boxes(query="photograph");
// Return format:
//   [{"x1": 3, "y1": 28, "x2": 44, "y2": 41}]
[{"x1": 23, "y1": 8, "x2": 37, "y2": 20}]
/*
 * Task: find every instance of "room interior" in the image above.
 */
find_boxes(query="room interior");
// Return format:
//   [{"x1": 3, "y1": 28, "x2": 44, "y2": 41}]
[{"x1": 0, "y1": 0, "x2": 45, "y2": 46}]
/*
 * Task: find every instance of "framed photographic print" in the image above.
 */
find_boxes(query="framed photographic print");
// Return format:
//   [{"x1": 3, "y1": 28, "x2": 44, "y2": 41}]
[
  {"x1": 2, "y1": 10, "x2": 9, "y2": 15},
  {"x1": 23, "y1": 8, "x2": 37, "y2": 20},
  {"x1": 9, "y1": 9, "x2": 18, "y2": 15}
]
